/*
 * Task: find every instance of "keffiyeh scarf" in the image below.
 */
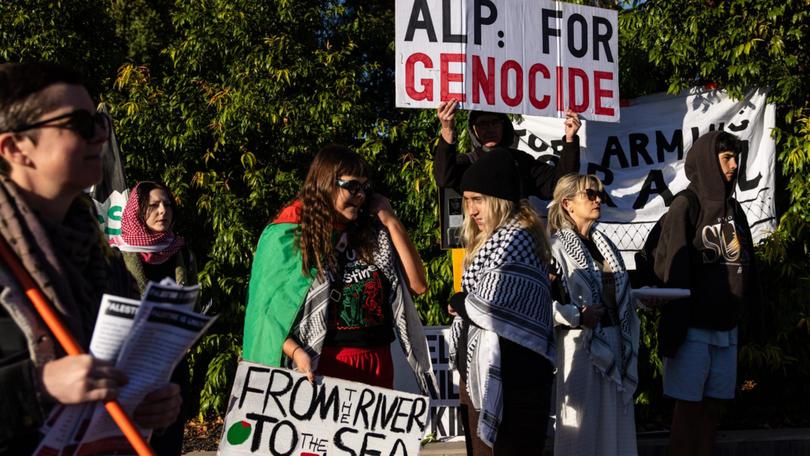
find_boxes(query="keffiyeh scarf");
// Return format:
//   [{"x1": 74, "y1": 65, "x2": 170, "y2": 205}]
[
  {"x1": 551, "y1": 228, "x2": 639, "y2": 404},
  {"x1": 242, "y1": 202, "x2": 437, "y2": 396},
  {"x1": 449, "y1": 218, "x2": 555, "y2": 447},
  {"x1": 109, "y1": 182, "x2": 184, "y2": 264}
]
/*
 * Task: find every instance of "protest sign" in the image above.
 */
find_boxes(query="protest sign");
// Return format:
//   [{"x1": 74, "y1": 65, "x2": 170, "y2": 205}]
[
  {"x1": 219, "y1": 362, "x2": 431, "y2": 455},
  {"x1": 423, "y1": 327, "x2": 463, "y2": 439},
  {"x1": 391, "y1": 326, "x2": 462, "y2": 440},
  {"x1": 514, "y1": 88, "x2": 776, "y2": 266},
  {"x1": 396, "y1": 0, "x2": 620, "y2": 122},
  {"x1": 90, "y1": 103, "x2": 129, "y2": 238}
]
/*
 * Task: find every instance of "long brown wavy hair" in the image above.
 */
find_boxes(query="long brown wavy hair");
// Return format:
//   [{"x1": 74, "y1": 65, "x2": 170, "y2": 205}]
[{"x1": 298, "y1": 145, "x2": 376, "y2": 278}]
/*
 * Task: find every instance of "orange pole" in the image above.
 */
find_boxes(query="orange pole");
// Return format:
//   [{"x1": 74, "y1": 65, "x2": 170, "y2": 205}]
[{"x1": 0, "y1": 237, "x2": 154, "y2": 456}]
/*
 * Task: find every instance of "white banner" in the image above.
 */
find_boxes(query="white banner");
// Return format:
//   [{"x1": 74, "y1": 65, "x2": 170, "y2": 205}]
[
  {"x1": 514, "y1": 88, "x2": 777, "y2": 267},
  {"x1": 396, "y1": 0, "x2": 620, "y2": 122},
  {"x1": 219, "y1": 362, "x2": 431, "y2": 455}
]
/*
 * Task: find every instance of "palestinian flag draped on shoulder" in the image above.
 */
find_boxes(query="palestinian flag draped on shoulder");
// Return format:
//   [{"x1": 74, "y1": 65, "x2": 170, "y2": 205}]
[{"x1": 242, "y1": 201, "x2": 317, "y2": 366}]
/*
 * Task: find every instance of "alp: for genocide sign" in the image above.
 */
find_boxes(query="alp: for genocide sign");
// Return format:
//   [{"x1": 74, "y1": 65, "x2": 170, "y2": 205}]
[
  {"x1": 218, "y1": 362, "x2": 430, "y2": 456},
  {"x1": 396, "y1": 0, "x2": 620, "y2": 122}
]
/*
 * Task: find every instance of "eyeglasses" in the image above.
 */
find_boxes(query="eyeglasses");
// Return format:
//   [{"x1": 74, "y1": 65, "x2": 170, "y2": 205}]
[
  {"x1": 579, "y1": 188, "x2": 604, "y2": 202},
  {"x1": 336, "y1": 178, "x2": 372, "y2": 197},
  {"x1": 11, "y1": 109, "x2": 111, "y2": 141}
]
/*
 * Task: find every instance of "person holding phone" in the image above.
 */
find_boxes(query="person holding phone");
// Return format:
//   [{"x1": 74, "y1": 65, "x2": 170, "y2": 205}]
[{"x1": 243, "y1": 145, "x2": 436, "y2": 395}]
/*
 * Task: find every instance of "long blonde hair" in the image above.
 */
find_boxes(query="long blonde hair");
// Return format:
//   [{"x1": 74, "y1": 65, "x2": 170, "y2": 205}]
[
  {"x1": 461, "y1": 195, "x2": 550, "y2": 269},
  {"x1": 547, "y1": 173, "x2": 605, "y2": 235}
]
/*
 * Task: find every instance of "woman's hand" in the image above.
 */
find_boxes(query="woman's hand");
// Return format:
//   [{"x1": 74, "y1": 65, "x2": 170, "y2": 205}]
[
  {"x1": 292, "y1": 347, "x2": 315, "y2": 384},
  {"x1": 368, "y1": 193, "x2": 428, "y2": 294},
  {"x1": 283, "y1": 338, "x2": 315, "y2": 383},
  {"x1": 579, "y1": 304, "x2": 604, "y2": 329},
  {"x1": 447, "y1": 304, "x2": 458, "y2": 317},
  {"x1": 367, "y1": 193, "x2": 397, "y2": 227},
  {"x1": 564, "y1": 108, "x2": 581, "y2": 143},
  {"x1": 40, "y1": 355, "x2": 128, "y2": 404}
]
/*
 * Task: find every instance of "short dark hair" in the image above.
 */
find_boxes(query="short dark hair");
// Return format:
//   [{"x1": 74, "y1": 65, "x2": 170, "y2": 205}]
[
  {"x1": 135, "y1": 181, "x2": 177, "y2": 230},
  {"x1": 0, "y1": 62, "x2": 84, "y2": 133},
  {"x1": 714, "y1": 131, "x2": 742, "y2": 155}
]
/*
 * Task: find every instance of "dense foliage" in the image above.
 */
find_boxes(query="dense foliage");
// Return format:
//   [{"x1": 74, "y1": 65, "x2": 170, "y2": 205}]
[
  {"x1": 621, "y1": 0, "x2": 810, "y2": 427},
  {"x1": 1, "y1": 0, "x2": 807, "y2": 427}
]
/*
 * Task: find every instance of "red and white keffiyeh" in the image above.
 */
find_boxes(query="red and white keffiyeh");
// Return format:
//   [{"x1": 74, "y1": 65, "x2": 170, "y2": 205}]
[{"x1": 109, "y1": 182, "x2": 185, "y2": 264}]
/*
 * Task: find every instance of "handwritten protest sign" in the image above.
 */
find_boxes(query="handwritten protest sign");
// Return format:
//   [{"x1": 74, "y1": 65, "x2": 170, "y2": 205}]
[
  {"x1": 396, "y1": 0, "x2": 620, "y2": 121},
  {"x1": 219, "y1": 362, "x2": 431, "y2": 455}
]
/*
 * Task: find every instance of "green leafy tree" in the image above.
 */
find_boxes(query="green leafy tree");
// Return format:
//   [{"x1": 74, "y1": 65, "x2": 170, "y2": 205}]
[
  {"x1": 2, "y1": 0, "x2": 807, "y2": 429},
  {"x1": 621, "y1": 0, "x2": 810, "y2": 427}
]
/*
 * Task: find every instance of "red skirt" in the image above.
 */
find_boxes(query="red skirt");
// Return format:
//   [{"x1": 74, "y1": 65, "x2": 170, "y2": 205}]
[{"x1": 317, "y1": 345, "x2": 394, "y2": 389}]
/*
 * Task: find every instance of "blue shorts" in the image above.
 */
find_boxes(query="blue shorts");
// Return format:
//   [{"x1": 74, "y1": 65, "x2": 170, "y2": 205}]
[{"x1": 663, "y1": 332, "x2": 737, "y2": 401}]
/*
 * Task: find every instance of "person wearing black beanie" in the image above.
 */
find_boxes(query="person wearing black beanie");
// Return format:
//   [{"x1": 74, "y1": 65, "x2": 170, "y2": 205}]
[
  {"x1": 460, "y1": 147, "x2": 521, "y2": 203},
  {"x1": 446, "y1": 150, "x2": 556, "y2": 454}
]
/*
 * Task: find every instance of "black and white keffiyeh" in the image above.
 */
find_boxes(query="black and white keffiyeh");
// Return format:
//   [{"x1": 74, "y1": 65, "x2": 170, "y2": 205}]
[
  {"x1": 551, "y1": 227, "x2": 639, "y2": 404},
  {"x1": 449, "y1": 218, "x2": 555, "y2": 447},
  {"x1": 290, "y1": 228, "x2": 438, "y2": 397}
]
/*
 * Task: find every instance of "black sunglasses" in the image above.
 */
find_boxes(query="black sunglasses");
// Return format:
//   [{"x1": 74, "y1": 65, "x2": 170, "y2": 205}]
[
  {"x1": 580, "y1": 188, "x2": 604, "y2": 202},
  {"x1": 336, "y1": 178, "x2": 372, "y2": 197},
  {"x1": 11, "y1": 109, "x2": 111, "y2": 141}
]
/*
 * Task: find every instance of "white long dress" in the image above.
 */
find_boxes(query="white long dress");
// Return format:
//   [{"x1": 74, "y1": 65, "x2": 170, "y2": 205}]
[{"x1": 551, "y1": 229, "x2": 639, "y2": 456}]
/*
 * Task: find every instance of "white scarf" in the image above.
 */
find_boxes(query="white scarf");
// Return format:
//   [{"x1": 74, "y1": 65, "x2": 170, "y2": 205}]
[{"x1": 551, "y1": 227, "x2": 639, "y2": 404}]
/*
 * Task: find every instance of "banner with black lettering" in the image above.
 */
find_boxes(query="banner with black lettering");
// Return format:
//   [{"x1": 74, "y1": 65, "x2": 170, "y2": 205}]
[
  {"x1": 219, "y1": 362, "x2": 431, "y2": 455},
  {"x1": 513, "y1": 88, "x2": 776, "y2": 267},
  {"x1": 396, "y1": 0, "x2": 620, "y2": 122}
]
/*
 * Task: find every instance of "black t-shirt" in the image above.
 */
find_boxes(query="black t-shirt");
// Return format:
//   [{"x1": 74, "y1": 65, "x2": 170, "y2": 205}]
[
  {"x1": 143, "y1": 254, "x2": 177, "y2": 284},
  {"x1": 324, "y1": 245, "x2": 395, "y2": 347}
]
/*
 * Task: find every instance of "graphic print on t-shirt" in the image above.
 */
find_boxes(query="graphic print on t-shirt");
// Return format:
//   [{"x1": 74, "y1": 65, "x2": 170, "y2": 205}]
[
  {"x1": 701, "y1": 216, "x2": 747, "y2": 265},
  {"x1": 329, "y1": 246, "x2": 389, "y2": 331}
]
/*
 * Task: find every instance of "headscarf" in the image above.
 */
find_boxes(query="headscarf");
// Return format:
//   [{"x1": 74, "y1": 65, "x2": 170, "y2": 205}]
[{"x1": 109, "y1": 182, "x2": 185, "y2": 264}]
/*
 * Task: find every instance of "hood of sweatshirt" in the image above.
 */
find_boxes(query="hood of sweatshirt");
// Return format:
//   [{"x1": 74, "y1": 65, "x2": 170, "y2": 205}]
[
  {"x1": 467, "y1": 111, "x2": 516, "y2": 160},
  {"x1": 684, "y1": 131, "x2": 736, "y2": 202}
]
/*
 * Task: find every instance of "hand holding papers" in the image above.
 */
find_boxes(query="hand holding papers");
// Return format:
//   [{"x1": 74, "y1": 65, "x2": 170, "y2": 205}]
[{"x1": 35, "y1": 280, "x2": 216, "y2": 455}]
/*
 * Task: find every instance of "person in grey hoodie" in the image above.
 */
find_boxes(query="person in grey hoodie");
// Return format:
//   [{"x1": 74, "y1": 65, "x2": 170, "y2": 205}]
[
  {"x1": 653, "y1": 131, "x2": 762, "y2": 456},
  {"x1": 433, "y1": 100, "x2": 582, "y2": 199}
]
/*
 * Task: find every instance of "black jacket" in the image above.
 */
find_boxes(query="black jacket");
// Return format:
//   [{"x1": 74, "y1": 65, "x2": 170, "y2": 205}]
[{"x1": 432, "y1": 112, "x2": 580, "y2": 199}]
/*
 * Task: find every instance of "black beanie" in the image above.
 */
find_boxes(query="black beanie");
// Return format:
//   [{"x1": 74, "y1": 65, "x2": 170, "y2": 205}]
[{"x1": 460, "y1": 147, "x2": 521, "y2": 202}]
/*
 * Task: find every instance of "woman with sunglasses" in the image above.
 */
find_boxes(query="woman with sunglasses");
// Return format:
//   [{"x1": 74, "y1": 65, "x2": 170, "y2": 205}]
[
  {"x1": 243, "y1": 145, "x2": 436, "y2": 395},
  {"x1": 547, "y1": 174, "x2": 640, "y2": 456},
  {"x1": 109, "y1": 181, "x2": 195, "y2": 455},
  {"x1": 0, "y1": 62, "x2": 180, "y2": 453}
]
